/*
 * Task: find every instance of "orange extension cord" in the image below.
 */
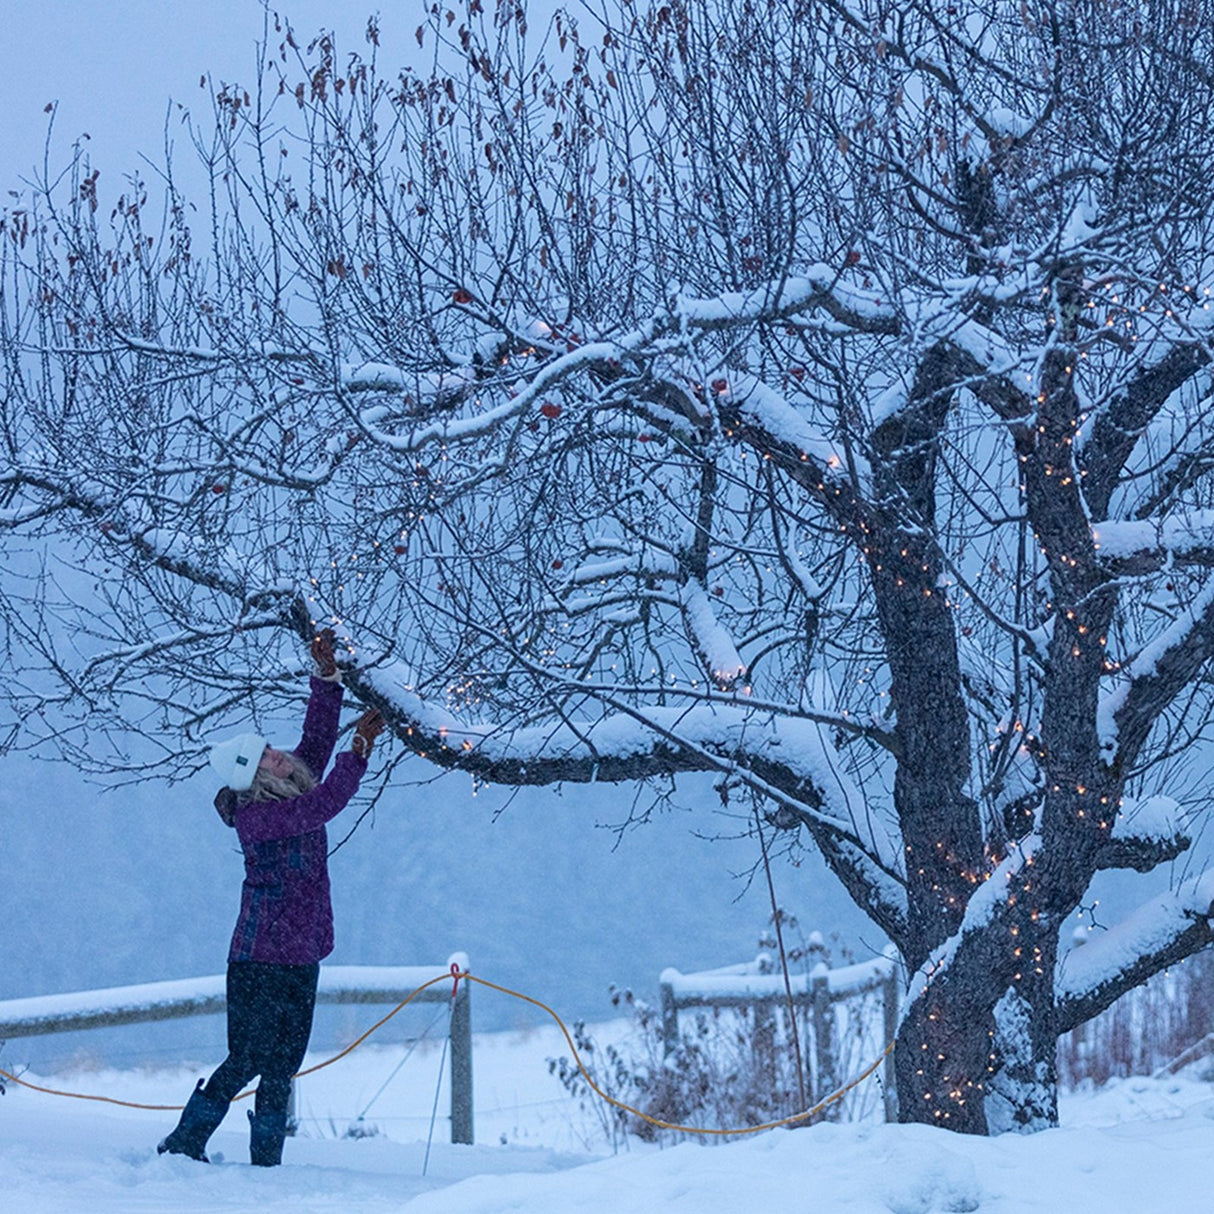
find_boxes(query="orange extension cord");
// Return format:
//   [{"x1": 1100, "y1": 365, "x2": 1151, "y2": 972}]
[{"x1": 0, "y1": 969, "x2": 895, "y2": 1135}]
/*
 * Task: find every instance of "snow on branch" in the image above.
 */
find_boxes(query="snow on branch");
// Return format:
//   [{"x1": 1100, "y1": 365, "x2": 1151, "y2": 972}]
[
  {"x1": 1095, "y1": 794, "x2": 1191, "y2": 873},
  {"x1": 0, "y1": 497, "x2": 69, "y2": 528},
  {"x1": 0, "y1": 469, "x2": 90, "y2": 529},
  {"x1": 356, "y1": 339, "x2": 621, "y2": 451},
  {"x1": 819, "y1": 0, "x2": 1040, "y2": 146},
  {"x1": 342, "y1": 360, "x2": 476, "y2": 398},
  {"x1": 679, "y1": 579, "x2": 746, "y2": 689},
  {"x1": 1080, "y1": 341, "x2": 1212, "y2": 514},
  {"x1": 1091, "y1": 510, "x2": 1214, "y2": 568},
  {"x1": 561, "y1": 548, "x2": 681, "y2": 589},
  {"x1": 808, "y1": 833, "x2": 908, "y2": 947},
  {"x1": 540, "y1": 547, "x2": 682, "y2": 620},
  {"x1": 356, "y1": 663, "x2": 875, "y2": 838},
  {"x1": 348, "y1": 269, "x2": 907, "y2": 454},
  {"x1": 905, "y1": 835, "x2": 1041, "y2": 1014},
  {"x1": 1098, "y1": 573, "x2": 1214, "y2": 758},
  {"x1": 733, "y1": 377, "x2": 859, "y2": 482},
  {"x1": 676, "y1": 266, "x2": 900, "y2": 334},
  {"x1": 1054, "y1": 870, "x2": 1214, "y2": 1034},
  {"x1": 76, "y1": 616, "x2": 288, "y2": 686},
  {"x1": 0, "y1": 467, "x2": 287, "y2": 615}
]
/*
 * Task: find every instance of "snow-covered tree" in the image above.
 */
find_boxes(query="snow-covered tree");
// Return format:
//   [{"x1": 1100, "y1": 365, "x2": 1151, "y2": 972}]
[{"x1": 4, "y1": 0, "x2": 1214, "y2": 1133}]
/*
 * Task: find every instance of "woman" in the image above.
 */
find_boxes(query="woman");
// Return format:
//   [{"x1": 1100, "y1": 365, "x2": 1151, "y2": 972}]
[{"x1": 158, "y1": 629, "x2": 384, "y2": 1166}]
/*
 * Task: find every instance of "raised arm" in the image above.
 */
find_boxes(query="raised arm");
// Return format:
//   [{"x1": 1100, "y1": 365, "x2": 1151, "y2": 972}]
[
  {"x1": 292, "y1": 678, "x2": 344, "y2": 778},
  {"x1": 236, "y1": 750, "x2": 367, "y2": 845},
  {"x1": 292, "y1": 629, "x2": 344, "y2": 778},
  {"x1": 241, "y1": 707, "x2": 384, "y2": 845}
]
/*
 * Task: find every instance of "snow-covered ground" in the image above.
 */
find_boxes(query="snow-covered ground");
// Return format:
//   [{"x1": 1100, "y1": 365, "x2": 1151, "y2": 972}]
[{"x1": 4, "y1": 1015, "x2": 1214, "y2": 1213}]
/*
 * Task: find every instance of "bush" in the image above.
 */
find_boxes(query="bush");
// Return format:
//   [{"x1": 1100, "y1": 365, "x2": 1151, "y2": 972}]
[
  {"x1": 549, "y1": 989, "x2": 804, "y2": 1147},
  {"x1": 548, "y1": 924, "x2": 890, "y2": 1148}
]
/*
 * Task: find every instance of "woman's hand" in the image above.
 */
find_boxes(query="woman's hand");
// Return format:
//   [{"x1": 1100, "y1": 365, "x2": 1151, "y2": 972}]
[
  {"x1": 351, "y1": 709, "x2": 385, "y2": 759},
  {"x1": 311, "y1": 628, "x2": 340, "y2": 680}
]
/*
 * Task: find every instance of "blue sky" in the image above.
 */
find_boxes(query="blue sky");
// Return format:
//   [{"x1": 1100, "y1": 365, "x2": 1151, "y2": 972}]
[{"x1": 1, "y1": 2, "x2": 423, "y2": 185}]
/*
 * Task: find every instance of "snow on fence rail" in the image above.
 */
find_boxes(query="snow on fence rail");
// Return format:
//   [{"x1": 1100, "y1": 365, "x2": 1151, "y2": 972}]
[
  {"x1": 659, "y1": 950, "x2": 899, "y2": 1122},
  {"x1": 0, "y1": 956, "x2": 474, "y2": 1144}
]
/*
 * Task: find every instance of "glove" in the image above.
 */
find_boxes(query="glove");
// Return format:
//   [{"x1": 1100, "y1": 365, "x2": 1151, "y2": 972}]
[
  {"x1": 351, "y1": 708, "x2": 385, "y2": 759},
  {"x1": 311, "y1": 628, "x2": 340, "y2": 680}
]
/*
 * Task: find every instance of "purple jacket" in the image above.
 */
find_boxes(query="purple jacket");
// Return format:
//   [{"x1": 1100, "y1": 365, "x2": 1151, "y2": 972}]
[{"x1": 228, "y1": 677, "x2": 366, "y2": 966}]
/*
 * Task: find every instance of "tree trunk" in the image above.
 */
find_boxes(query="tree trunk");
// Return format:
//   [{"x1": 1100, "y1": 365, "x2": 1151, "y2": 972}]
[
  {"x1": 893, "y1": 851, "x2": 1072, "y2": 1136},
  {"x1": 896, "y1": 985, "x2": 995, "y2": 1135},
  {"x1": 984, "y1": 984, "x2": 1059, "y2": 1134}
]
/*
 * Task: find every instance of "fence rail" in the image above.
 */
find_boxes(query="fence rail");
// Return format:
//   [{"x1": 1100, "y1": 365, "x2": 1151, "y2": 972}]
[
  {"x1": 659, "y1": 950, "x2": 899, "y2": 1123},
  {"x1": 0, "y1": 956, "x2": 474, "y2": 1144}
]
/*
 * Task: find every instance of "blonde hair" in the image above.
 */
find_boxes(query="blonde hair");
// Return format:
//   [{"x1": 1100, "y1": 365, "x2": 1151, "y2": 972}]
[
  {"x1": 242, "y1": 752, "x2": 317, "y2": 804},
  {"x1": 213, "y1": 752, "x2": 318, "y2": 827}
]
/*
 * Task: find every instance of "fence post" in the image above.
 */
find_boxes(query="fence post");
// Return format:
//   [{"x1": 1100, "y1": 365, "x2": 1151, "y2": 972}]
[
  {"x1": 882, "y1": 967, "x2": 899, "y2": 1123},
  {"x1": 659, "y1": 972, "x2": 679, "y2": 1056},
  {"x1": 660, "y1": 971, "x2": 689, "y2": 1058},
  {"x1": 448, "y1": 954, "x2": 473, "y2": 1145},
  {"x1": 811, "y1": 964, "x2": 838, "y2": 1120}
]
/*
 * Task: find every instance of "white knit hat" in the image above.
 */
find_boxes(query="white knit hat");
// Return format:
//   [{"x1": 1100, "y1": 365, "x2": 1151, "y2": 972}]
[{"x1": 209, "y1": 733, "x2": 267, "y2": 792}]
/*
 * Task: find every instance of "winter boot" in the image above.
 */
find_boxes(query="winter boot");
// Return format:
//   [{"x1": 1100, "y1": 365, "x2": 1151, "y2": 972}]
[
  {"x1": 157, "y1": 1080, "x2": 229, "y2": 1162},
  {"x1": 248, "y1": 1108, "x2": 289, "y2": 1167}
]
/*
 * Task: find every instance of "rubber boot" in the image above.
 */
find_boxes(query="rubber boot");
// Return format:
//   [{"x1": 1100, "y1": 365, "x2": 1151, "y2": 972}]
[
  {"x1": 248, "y1": 1108, "x2": 288, "y2": 1167},
  {"x1": 157, "y1": 1080, "x2": 229, "y2": 1162}
]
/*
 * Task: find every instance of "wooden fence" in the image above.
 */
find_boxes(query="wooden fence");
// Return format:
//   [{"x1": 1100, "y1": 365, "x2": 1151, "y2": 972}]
[
  {"x1": 659, "y1": 950, "x2": 899, "y2": 1123},
  {"x1": 0, "y1": 955, "x2": 474, "y2": 1144}
]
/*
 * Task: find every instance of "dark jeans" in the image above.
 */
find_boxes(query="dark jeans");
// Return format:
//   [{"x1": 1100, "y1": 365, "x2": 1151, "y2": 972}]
[{"x1": 202, "y1": 961, "x2": 319, "y2": 1117}]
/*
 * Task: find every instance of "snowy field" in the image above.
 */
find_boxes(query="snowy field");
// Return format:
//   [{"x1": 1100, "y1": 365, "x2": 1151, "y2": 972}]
[{"x1": 3, "y1": 1014, "x2": 1214, "y2": 1213}]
